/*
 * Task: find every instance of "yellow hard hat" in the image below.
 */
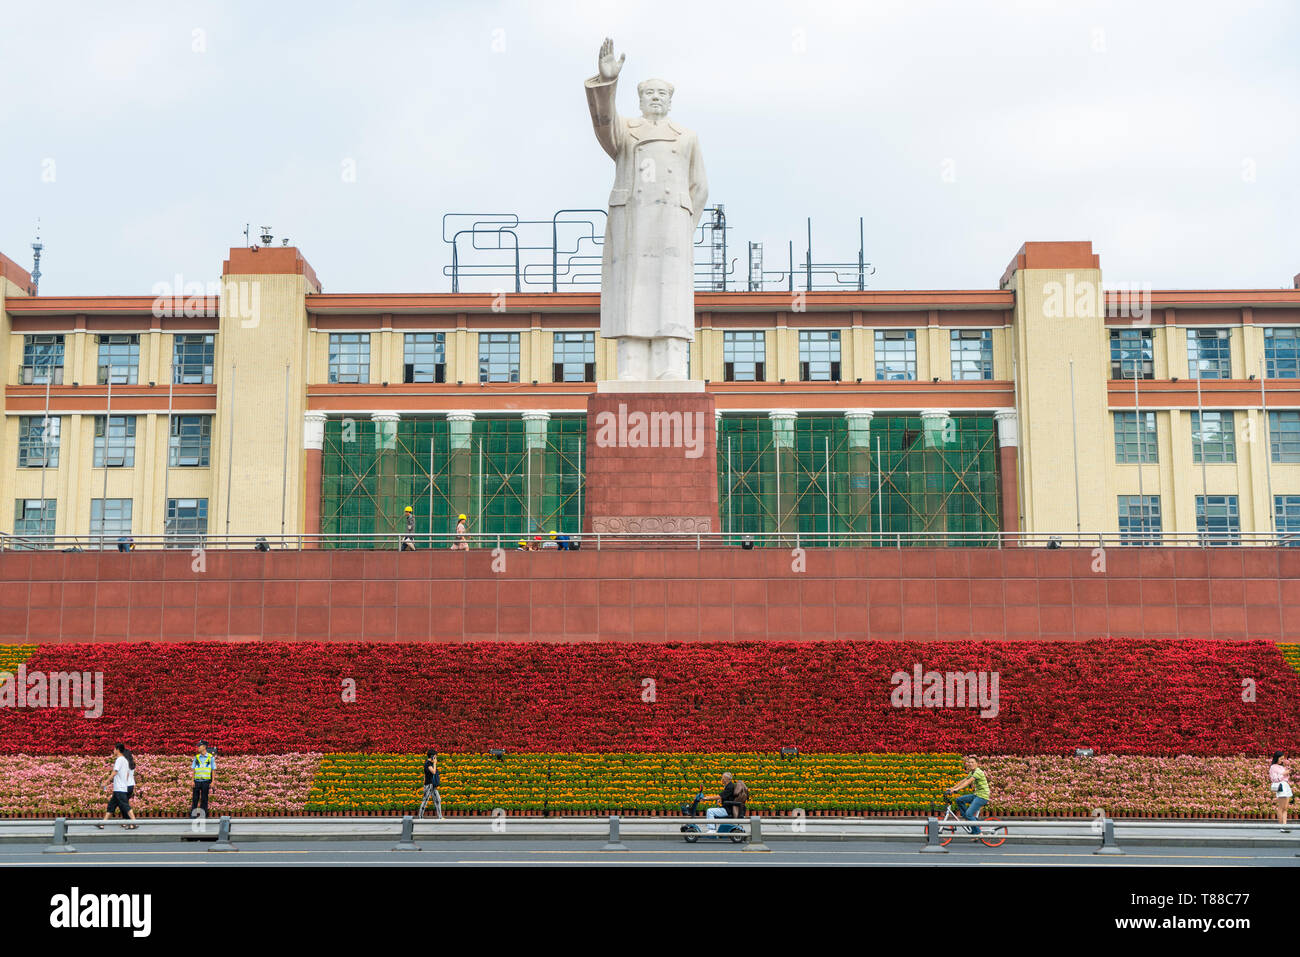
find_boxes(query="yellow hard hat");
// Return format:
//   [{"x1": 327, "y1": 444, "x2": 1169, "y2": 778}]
[
  {"x1": 517, "y1": 539, "x2": 527, "y2": 546},
  {"x1": 404, "y1": 506, "x2": 413, "y2": 512},
  {"x1": 458, "y1": 514, "x2": 467, "y2": 520},
  {"x1": 549, "y1": 530, "x2": 557, "y2": 536}
]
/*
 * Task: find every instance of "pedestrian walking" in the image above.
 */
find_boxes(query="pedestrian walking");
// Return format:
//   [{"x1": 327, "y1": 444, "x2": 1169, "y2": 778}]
[
  {"x1": 1270, "y1": 751, "x2": 1292, "y2": 832},
  {"x1": 191, "y1": 740, "x2": 216, "y2": 817},
  {"x1": 401, "y1": 505, "x2": 416, "y2": 551},
  {"x1": 418, "y1": 748, "x2": 443, "y2": 819},
  {"x1": 97, "y1": 743, "x2": 138, "y2": 829},
  {"x1": 453, "y1": 514, "x2": 469, "y2": 550}
]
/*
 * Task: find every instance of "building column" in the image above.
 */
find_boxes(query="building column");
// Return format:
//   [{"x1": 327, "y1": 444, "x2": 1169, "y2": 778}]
[
  {"x1": 995, "y1": 409, "x2": 1020, "y2": 545},
  {"x1": 303, "y1": 411, "x2": 327, "y2": 547},
  {"x1": 522, "y1": 411, "x2": 551, "y2": 534},
  {"x1": 372, "y1": 412, "x2": 401, "y2": 545},
  {"x1": 769, "y1": 410, "x2": 797, "y2": 540},
  {"x1": 844, "y1": 410, "x2": 874, "y2": 540},
  {"x1": 446, "y1": 412, "x2": 476, "y2": 537}
]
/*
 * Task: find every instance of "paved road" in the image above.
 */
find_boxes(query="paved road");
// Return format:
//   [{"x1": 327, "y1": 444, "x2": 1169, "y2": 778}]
[{"x1": 3, "y1": 838, "x2": 1297, "y2": 866}]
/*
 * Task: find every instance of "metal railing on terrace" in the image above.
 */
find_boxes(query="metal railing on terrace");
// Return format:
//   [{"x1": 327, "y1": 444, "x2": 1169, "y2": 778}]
[{"x1": 0, "y1": 530, "x2": 1297, "y2": 552}]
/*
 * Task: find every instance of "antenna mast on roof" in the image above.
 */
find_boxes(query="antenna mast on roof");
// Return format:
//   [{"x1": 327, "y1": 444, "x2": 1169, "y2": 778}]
[{"x1": 31, "y1": 220, "x2": 43, "y2": 294}]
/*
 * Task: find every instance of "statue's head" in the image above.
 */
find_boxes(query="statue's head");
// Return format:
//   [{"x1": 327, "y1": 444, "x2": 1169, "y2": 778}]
[{"x1": 637, "y1": 78, "x2": 674, "y2": 118}]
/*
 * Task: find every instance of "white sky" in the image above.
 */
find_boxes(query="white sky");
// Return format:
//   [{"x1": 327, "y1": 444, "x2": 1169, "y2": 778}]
[{"x1": 1, "y1": 0, "x2": 1296, "y2": 295}]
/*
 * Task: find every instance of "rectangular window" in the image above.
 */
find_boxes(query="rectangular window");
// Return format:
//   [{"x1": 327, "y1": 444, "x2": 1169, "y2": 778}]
[
  {"x1": 1186, "y1": 328, "x2": 1231, "y2": 379},
  {"x1": 1270, "y1": 411, "x2": 1300, "y2": 463},
  {"x1": 552, "y1": 331, "x2": 596, "y2": 382},
  {"x1": 1113, "y1": 411, "x2": 1157, "y2": 463},
  {"x1": 18, "y1": 415, "x2": 59, "y2": 468},
  {"x1": 723, "y1": 331, "x2": 766, "y2": 382},
  {"x1": 165, "y1": 498, "x2": 208, "y2": 547},
  {"x1": 93, "y1": 415, "x2": 137, "y2": 468},
  {"x1": 169, "y1": 415, "x2": 212, "y2": 467},
  {"x1": 328, "y1": 333, "x2": 370, "y2": 384},
  {"x1": 13, "y1": 499, "x2": 56, "y2": 539},
  {"x1": 97, "y1": 334, "x2": 140, "y2": 385},
  {"x1": 799, "y1": 330, "x2": 841, "y2": 381},
  {"x1": 173, "y1": 334, "x2": 215, "y2": 384},
  {"x1": 1196, "y1": 494, "x2": 1240, "y2": 544},
  {"x1": 1110, "y1": 329, "x2": 1153, "y2": 380},
  {"x1": 1191, "y1": 411, "x2": 1235, "y2": 464},
  {"x1": 403, "y1": 333, "x2": 446, "y2": 383},
  {"x1": 478, "y1": 332, "x2": 520, "y2": 383},
  {"x1": 1265, "y1": 328, "x2": 1300, "y2": 379},
  {"x1": 875, "y1": 330, "x2": 916, "y2": 381},
  {"x1": 90, "y1": 499, "x2": 133, "y2": 539},
  {"x1": 1118, "y1": 495, "x2": 1162, "y2": 545},
  {"x1": 950, "y1": 329, "x2": 993, "y2": 381},
  {"x1": 21, "y1": 335, "x2": 64, "y2": 385},
  {"x1": 1276, "y1": 495, "x2": 1300, "y2": 546}
]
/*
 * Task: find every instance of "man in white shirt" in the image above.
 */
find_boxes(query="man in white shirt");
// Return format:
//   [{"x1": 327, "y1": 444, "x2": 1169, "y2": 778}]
[{"x1": 98, "y1": 743, "x2": 138, "y2": 829}]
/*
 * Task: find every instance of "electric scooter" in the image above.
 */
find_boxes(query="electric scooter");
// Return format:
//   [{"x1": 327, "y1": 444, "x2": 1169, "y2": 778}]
[{"x1": 678, "y1": 787, "x2": 748, "y2": 844}]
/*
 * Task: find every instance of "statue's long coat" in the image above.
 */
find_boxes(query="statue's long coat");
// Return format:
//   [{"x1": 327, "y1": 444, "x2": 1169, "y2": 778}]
[{"x1": 584, "y1": 74, "x2": 708, "y2": 341}]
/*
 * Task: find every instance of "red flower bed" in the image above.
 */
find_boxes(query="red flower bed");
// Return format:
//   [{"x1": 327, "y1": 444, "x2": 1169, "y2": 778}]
[{"x1": 1, "y1": 640, "x2": 1296, "y2": 756}]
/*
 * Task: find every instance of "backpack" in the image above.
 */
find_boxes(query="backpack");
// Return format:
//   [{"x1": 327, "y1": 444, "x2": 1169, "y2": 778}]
[{"x1": 732, "y1": 780, "x2": 750, "y2": 806}]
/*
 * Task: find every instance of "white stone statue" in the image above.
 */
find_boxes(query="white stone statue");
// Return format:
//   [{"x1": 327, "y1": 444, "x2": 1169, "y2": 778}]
[{"x1": 585, "y1": 38, "x2": 708, "y2": 383}]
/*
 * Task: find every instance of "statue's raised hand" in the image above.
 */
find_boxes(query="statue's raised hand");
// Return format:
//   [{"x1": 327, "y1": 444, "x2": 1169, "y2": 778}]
[{"x1": 598, "y1": 37, "x2": 625, "y2": 81}]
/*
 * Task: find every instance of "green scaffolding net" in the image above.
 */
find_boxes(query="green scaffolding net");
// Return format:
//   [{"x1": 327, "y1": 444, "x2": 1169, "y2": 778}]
[
  {"x1": 320, "y1": 416, "x2": 586, "y2": 548},
  {"x1": 716, "y1": 414, "x2": 1001, "y2": 546},
  {"x1": 319, "y1": 413, "x2": 1002, "y2": 547}
]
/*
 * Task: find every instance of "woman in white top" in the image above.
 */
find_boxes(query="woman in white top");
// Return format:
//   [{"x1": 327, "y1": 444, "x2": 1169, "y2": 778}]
[
  {"x1": 1269, "y1": 752, "x2": 1291, "y2": 832},
  {"x1": 97, "y1": 743, "x2": 139, "y2": 829}
]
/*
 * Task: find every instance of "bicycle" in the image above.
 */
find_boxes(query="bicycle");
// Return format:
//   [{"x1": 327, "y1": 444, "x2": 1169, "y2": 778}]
[{"x1": 929, "y1": 792, "x2": 1007, "y2": 847}]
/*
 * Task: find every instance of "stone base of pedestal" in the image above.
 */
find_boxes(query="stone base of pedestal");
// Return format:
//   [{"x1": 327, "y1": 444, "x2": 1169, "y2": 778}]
[{"x1": 583, "y1": 392, "x2": 719, "y2": 536}]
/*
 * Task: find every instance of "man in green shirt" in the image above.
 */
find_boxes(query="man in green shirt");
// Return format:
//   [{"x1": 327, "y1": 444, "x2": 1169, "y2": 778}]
[{"x1": 945, "y1": 757, "x2": 990, "y2": 836}]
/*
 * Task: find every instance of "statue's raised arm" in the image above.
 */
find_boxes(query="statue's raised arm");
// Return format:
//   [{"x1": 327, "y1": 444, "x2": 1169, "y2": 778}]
[{"x1": 598, "y1": 37, "x2": 625, "y2": 81}]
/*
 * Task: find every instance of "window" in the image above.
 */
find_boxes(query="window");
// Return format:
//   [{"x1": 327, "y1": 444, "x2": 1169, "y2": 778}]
[
  {"x1": 552, "y1": 332, "x2": 595, "y2": 382},
  {"x1": 1186, "y1": 328, "x2": 1231, "y2": 379},
  {"x1": 1265, "y1": 328, "x2": 1300, "y2": 379},
  {"x1": 165, "y1": 498, "x2": 208, "y2": 547},
  {"x1": 173, "y1": 334, "x2": 215, "y2": 384},
  {"x1": 93, "y1": 415, "x2": 137, "y2": 468},
  {"x1": 875, "y1": 330, "x2": 916, "y2": 380},
  {"x1": 13, "y1": 499, "x2": 55, "y2": 539},
  {"x1": 1113, "y1": 411, "x2": 1157, "y2": 463},
  {"x1": 950, "y1": 329, "x2": 993, "y2": 380},
  {"x1": 1110, "y1": 329, "x2": 1152, "y2": 380},
  {"x1": 1276, "y1": 496, "x2": 1300, "y2": 545},
  {"x1": 1196, "y1": 494, "x2": 1240, "y2": 544},
  {"x1": 21, "y1": 335, "x2": 64, "y2": 385},
  {"x1": 404, "y1": 333, "x2": 446, "y2": 383},
  {"x1": 478, "y1": 332, "x2": 520, "y2": 383},
  {"x1": 799, "y1": 330, "x2": 841, "y2": 381},
  {"x1": 328, "y1": 333, "x2": 370, "y2": 383},
  {"x1": 18, "y1": 415, "x2": 59, "y2": 468},
  {"x1": 1270, "y1": 411, "x2": 1300, "y2": 463},
  {"x1": 723, "y1": 331, "x2": 766, "y2": 381},
  {"x1": 97, "y1": 334, "x2": 140, "y2": 385},
  {"x1": 1118, "y1": 495, "x2": 1162, "y2": 545},
  {"x1": 90, "y1": 499, "x2": 133, "y2": 539},
  {"x1": 169, "y1": 415, "x2": 212, "y2": 467},
  {"x1": 1191, "y1": 411, "x2": 1235, "y2": 464}
]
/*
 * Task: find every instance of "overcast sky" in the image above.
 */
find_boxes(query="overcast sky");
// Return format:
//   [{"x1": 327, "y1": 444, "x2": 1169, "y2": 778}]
[{"x1": 1, "y1": 0, "x2": 1296, "y2": 296}]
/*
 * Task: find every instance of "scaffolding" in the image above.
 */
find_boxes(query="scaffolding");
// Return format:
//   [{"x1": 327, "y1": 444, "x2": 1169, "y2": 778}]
[{"x1": 321, "y1": 417, "x2": 586, "y2": 548}]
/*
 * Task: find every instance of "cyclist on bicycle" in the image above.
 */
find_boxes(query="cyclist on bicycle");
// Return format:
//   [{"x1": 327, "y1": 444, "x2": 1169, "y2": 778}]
[{"x1": 945, "y1": 757, "x2": 990, "y2": 836}]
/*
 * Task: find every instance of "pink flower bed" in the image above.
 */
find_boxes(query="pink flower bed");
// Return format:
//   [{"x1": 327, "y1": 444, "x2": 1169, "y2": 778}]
[
  {"x1": 978, "y1": 755, "x2": 1286, "y2": 817},
  {"x1": 0, "y1": 753, "x2": 320, "y2": 817}
]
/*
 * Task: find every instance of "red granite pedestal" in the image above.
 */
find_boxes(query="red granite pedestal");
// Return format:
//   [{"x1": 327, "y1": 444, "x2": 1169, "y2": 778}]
[{"x1": 583, "y1": 391, "x2": 719, "y2": 535}]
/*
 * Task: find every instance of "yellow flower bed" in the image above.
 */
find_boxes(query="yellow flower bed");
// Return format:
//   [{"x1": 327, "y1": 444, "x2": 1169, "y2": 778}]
[
  {"x1": 1279, "y1": 644, "x2": 1300, "y2": 676},
  {"x1": 0, "y1": 645, "x2": 37, "y2": 675},
  {"x1": 306, "y1": 752, "x2": 965, "y2": 813}
]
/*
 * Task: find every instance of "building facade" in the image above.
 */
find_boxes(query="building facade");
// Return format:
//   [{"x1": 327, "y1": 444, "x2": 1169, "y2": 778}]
[{"x1": 1, "y1": 241, "x2": 1298, "y2": 546}]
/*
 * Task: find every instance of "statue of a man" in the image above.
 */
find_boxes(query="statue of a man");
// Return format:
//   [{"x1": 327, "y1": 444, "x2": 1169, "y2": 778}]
[{"x1": 585, "y1": 38, "x2": 708, "y2": 382}]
